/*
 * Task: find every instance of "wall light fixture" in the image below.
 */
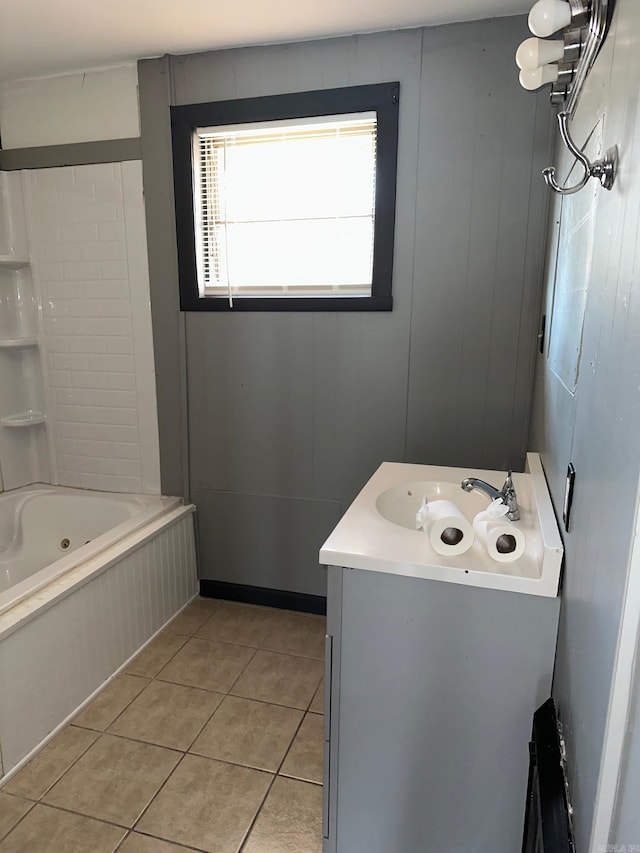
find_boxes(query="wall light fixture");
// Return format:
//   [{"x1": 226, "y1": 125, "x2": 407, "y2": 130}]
[{"x1": 516, "y1": 0, "x2": 618, "y2": 195}]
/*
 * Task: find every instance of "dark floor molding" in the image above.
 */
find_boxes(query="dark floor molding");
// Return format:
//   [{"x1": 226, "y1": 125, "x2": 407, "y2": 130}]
[
  {"x1": 0, "y1": 137, "x2": 142, "y2": 170},
  {"x1": 199, "y1": 579, "x2": 327, "y2": 615}
]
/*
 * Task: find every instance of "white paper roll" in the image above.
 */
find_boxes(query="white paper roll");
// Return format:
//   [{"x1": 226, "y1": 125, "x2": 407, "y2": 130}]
[
  {"x1": 420, "y1": 500, "x2": 474, "y2": 556},
  {"x1": 473, "y1": 512, "x2": 526, "y2": 563}
]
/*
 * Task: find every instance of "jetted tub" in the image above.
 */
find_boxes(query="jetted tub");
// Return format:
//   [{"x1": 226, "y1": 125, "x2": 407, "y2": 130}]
[
  {"x1": 0, "y1": 484, "x2": 197, "y2": 780},
  {"x1": 0, "y1": 485, "x2": 181, "y2": 615}
]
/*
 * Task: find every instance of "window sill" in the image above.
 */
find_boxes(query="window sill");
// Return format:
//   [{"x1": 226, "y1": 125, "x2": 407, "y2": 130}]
[{"x1": 179, "y1": 294, "x2": 393, "y2": 312}]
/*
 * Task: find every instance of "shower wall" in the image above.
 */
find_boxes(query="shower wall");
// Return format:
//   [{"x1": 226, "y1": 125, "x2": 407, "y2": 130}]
[
  {"x1": 27, "y1": 161, "x2": 160, "y2": 493},
  {"x1": 0, "y1": 66, "x2": 160, "y2": 494}
]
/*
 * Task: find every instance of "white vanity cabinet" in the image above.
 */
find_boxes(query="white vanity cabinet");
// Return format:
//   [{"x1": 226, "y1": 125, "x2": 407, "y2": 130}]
[
  {"x1": 322, "y1": 565, "x2": 560, "y2": 853},
  {"x1": 320, "y1": 454, "x2": 563, "y2": 853}
]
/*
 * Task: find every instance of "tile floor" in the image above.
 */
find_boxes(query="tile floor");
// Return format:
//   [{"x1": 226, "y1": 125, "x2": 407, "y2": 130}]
[{"x1": 0, "y1": 598, "x2": 326, "y2": 852}]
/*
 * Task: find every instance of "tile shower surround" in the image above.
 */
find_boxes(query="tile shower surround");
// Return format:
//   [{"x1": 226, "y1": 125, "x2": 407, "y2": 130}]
[
  {"x1": 0, "y1": 599, "x2": 324, "y2": 852},
  {"x1": 26, "y1": 161, "x2": 160, "y2": 493}
]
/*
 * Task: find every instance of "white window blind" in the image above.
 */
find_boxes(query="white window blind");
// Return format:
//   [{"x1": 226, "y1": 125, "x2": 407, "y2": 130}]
[{"x1": 192, "y1": 112, "x2": 377, "y2": 302}]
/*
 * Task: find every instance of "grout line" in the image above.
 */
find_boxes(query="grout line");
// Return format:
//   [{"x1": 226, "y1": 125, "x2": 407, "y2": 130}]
[
  {"x1": 236, "y1": 741, "x2": 300, "y2": 851},
  {"x1": 115, "y1": 827, "x2": 209, "y2": 853},
  {"x1": 163, "y1": 613, "x2": 217, "y2": 639},
  {"x1": 76, "y1": 729, "x2": 186, "y2": 757},
  {"x1": 181, "y1": 691, "x2": 232, "y2": 755},
  {"x1": 0, "y1": 795, "x2": 36, "y2": 846},
  {"x1": 252, "y1": 648, "x2": 326, "y2": 661},
  {"x1": 124, "y1": 630, "x2": 191, "y2": 680},
  {"x1": 70, "y1": 674, "x2": 151, "y2": 735},
  {"x1": 1, "y1": 609, "x2": 326, "y2": 849},
  {"x1": 278, "y1": 711, "x2": 324, "y2": 787},
  {"x1": 105, "y1": 692, "x2": 226, "y2": 756},
  {"x1": 222, "y1": 645, "x2": 261, "y2": 695},
  {"x1": 128, "y1": 751, "x2": 189, "y2": 835},
  {"x1": 238, "y1": 687, "x2": 324, "y2": 851},
  {"x1": 0, "y1": 727, "x2": 100, "y2": 804},
  {"x1": 68, "y1": 704, "x2": 323, "y2": 780},
  {"x1": 6, "y1": 799, "x2": 133, "y2": 833}
]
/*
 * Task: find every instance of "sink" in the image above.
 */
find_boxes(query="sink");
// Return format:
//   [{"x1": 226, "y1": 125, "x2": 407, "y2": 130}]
[
  {"x1": 320, "y1": 453, "x2": 563, "y2": 598},
  {"x1": 376, "y1": 481, "x2": 487, "y2": 529}
]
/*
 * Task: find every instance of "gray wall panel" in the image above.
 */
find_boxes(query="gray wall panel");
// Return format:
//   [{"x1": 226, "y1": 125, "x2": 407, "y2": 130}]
[
  {"x1": 138, "y1": 56, "x2": 187, "y2": 498},
  {"x1": 178, "y1": 30, "x2": 424, "y2": 591},
  {"x1": 187, "y1": 311, "x2": 315, "y2": 497},
  {"x1": 529, "y1": 0, "x2": 640, "y2": 847},
  {"x1": 192, "y1": 489, "x2": 339, "y2": 596},
  {"x1": 406, "y1": 17, "x2": 551, "y2": 472},
  {"x1": 140, "y1": 19, "x2": 550, "y2": 596}
]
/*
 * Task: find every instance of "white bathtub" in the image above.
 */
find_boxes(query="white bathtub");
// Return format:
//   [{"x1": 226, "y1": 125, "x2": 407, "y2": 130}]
[
  {"x1": 0, "y1": 485, "x2": 181, "y2": 616},
  {"x1": 0, "y1": 484, "x2": 197, "y2": 779}
]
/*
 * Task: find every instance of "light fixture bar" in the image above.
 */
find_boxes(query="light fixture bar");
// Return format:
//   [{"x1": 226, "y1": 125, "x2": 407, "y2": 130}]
[
  {"x1": 518, "y1": 0, "x2": 617, "y2": 195},
  {"x1": 565, "y1": 0, "x2": 609, "y2": 117}
]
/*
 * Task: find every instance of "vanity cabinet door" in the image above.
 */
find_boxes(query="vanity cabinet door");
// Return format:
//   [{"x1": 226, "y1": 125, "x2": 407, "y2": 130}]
[{"x1": 325, "y1": 565, "x2": 559, "y2": 853}]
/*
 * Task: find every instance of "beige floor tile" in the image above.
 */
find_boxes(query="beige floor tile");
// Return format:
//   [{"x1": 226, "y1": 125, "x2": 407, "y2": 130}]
[
  {"x1": 194, "y1": 596, "x2": 223, "y2": 609},
  {"x1": 231, "y1": 650, "x2": 323, "y2": 710},
  {"x1": 190, "y1": 695, "x2": 302, "y2": 772},
  {"x1": 73, "y1": 674, "x2": 149, "y2": 731},
  {"x1": 242, "y1": 776, "x2": 322, "y2": 853},
  {"x1": 118, "y1": 832, "x2": 194, "y2": 852},
  {"x1": 280, "y1": 713, "x2": 324, "y2": 784},
  {"x1": 165, "y1": 601, "x2": 220, "y2": 637},
  {"x1": 157, "y1": 637, "x2": 254, "y2": 693},
  {"x1": 3, "y1": 725, "x2": 98, "y2": 800},
  {"x1": 0, "y1": 804, "x2": 126, "y2": 852},
  {"x1": 195, "y1": 601, "x2": 282, "y2": 647},
  {"x1": 109, "y1": 680, "x2": 223, "y2": 751},
  {"x1": 309, "y1": 678, "x2": 324, "y2": 714},
  {"x1": 260, "y1": 611, "x2": 326, "y2": 659},
  {"x1": 137, "y1": 754, "x2": 271, "y2": 852},
  {"x1": 126, "y1": 633, "x2": 188, "y2": 678},
  {"x1": 43, "y1": 733, "x2": 180, "y2": 827},
  {"x1": 0, "y1": 793, "x2": 33, "y2": 840}
]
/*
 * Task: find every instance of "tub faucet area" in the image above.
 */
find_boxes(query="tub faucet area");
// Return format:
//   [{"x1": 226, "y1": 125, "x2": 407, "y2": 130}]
[{"x1": 461, "y1": 471, "x2": 520, "y2": 521}]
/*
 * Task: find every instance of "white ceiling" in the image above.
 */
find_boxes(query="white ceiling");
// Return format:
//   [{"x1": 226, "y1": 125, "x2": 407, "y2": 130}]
[{"x1": 0, "y1": 0, "x2": 530, "y2": 82}]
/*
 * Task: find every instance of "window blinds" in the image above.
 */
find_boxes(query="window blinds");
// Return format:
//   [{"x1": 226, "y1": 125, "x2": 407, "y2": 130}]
[{"x1": 192, "y1": 112, "x2": 377, "y2": 301}]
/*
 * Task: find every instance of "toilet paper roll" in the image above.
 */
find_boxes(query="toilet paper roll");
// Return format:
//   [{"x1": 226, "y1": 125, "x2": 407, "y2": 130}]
[
  {"x1": 419, "y1": 500, "x2": 474, "y2": 556},
  {"x1": 473, "y1": 512, "x2": 526, "y2": 563}
]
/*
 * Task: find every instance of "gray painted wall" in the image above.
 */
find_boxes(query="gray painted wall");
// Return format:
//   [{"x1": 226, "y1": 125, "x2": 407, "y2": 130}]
[
  {"x1": 529, "y1": 0, "x2": 640, "y2": 847},
  {"x1": 613, "y1": 641, "x2": 640, "y2": 848},
  {"x1": 139, "y1": 17, "x2": 551, "y2": 596}
]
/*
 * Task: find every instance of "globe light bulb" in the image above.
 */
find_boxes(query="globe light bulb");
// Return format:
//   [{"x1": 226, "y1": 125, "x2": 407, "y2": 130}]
[
  {"x1": 528, "y1": 0, "x2": 572, "y2": 37},
  {"x1": 516, "y1": 37, "x2": 565, "y2": 70},
  {"x1": 519, "y1": 64, "x2": 560, "y2": 91}
]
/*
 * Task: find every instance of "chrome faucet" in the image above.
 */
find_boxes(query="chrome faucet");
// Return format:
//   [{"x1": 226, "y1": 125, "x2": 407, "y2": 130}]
[{"x1": 460, "y1": 471, "x2": 520, "y2": 522}]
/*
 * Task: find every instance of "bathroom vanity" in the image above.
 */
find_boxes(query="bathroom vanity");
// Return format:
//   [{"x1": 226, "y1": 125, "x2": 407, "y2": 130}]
[{"x1": 319, "y1": 453, "x2": 563, "y2": 853}]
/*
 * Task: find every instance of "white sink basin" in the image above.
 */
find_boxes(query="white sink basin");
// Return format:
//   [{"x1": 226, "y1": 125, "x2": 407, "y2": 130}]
[
  {"x1": 320, "y1": 453, "x2": 563, "y2": 597},
  {"x1": 376, "y1": 481, "x2": 487, "y2": 529}
]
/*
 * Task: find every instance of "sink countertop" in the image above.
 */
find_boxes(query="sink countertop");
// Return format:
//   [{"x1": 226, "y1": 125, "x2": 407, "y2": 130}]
[{"x1": 319, "y1": 452, "x2": 563, "y2": 598}]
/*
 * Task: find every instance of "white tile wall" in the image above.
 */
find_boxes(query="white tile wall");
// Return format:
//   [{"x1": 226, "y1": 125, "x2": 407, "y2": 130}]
[{"x1": 27, "y1": 162, "x2": 161, "y2": 494}]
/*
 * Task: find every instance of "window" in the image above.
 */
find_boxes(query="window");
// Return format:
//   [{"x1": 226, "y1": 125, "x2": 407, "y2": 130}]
[{"x1": 171, "y1": 83, "x2": 399, "y2": 311}]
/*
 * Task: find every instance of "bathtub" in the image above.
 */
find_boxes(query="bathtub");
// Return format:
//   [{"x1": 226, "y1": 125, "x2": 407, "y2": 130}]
[
  {"x1": 0, "y1": 485, "x2": 181, "y2": 615},
  {"x1": 0, "y1": 484, "x2": 197, "y2": 779}
]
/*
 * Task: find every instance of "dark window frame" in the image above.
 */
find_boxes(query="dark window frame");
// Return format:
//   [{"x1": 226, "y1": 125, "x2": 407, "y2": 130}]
[{"x1": 170, "y1": 82, "x2": 400, "y2": 312}]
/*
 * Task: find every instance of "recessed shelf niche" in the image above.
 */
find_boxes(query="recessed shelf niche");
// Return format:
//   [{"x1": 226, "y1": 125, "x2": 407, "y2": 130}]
[{"x1": 0, "y1": 172, "x2": 51, "y2": 490}]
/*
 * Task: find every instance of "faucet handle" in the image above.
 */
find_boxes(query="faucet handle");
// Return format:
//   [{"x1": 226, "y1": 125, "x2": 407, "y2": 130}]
[{"x1": 501, "y1": 471, "x2": 520, "y2": 521}]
